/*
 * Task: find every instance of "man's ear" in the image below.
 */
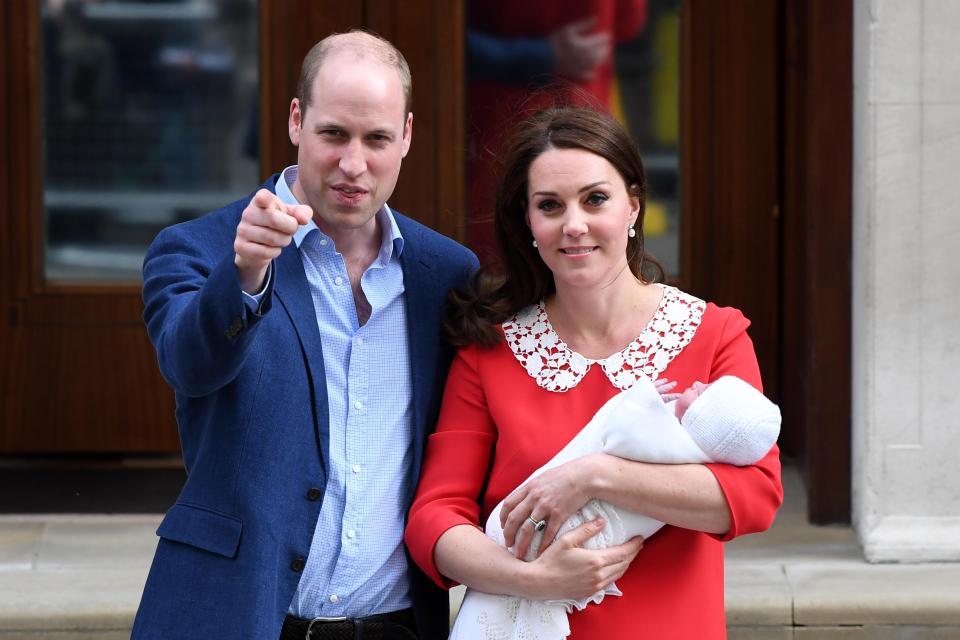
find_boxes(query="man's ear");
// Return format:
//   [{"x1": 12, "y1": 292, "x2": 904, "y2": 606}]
[
  {"x1": 401, "y1": 112, "x2": 413, "y2": 158},
  {"x1": 288, "y1": 98, "x2": 302, "y2": 147}
]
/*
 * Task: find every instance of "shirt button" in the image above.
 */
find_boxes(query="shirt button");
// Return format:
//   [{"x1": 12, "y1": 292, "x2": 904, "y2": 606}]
[
  {"x1": 354, "y1": 400, "x2": 362, "y2": 411},
  {"x1": 290, "y1": 557, "x2": 306, "y2": 572},
  {"x1": 352, "y1": 464, "x2": 361, "y2": 474},
  {"x1": 319, "y1": 238, "x2": 328, "y2": 246},
  {"x1": 356, "y1": 336, "x2": 364, "y2": 346},
  {"x1": 346, "y1": 529, "x2": 356, "y2": 539},
  {"x1": 334, "y1": 276, "x2": 344, "y2": 286},
  {"x1": 306, "y1": 488, "x2": 322, "y2": 501},
  {"x1": 329, "y1": 594, "x2": 339, "y2": 604}
]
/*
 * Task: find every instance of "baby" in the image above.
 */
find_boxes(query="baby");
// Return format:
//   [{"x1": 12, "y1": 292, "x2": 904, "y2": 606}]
[{"x1": 450, "y1": 375, "x2": 781, "y2": 640}]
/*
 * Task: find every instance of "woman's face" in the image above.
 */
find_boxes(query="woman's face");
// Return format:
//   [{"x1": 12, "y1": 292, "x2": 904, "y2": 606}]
[{"x1": 526, "y1": 147, "x2": 639, "y2": 291}]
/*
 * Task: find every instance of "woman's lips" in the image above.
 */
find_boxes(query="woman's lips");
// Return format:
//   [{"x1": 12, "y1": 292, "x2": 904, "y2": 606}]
[{"x1": 559, "y1": 246, "x2": 597, "y2": 256}]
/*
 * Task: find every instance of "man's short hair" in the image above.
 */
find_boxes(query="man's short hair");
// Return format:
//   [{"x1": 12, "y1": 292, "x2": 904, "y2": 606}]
[{"x1": 296, "y1": 30, "x2": 413, "y2": 117}]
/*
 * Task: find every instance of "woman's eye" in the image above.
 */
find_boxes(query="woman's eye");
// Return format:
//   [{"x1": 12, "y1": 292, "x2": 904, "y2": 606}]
[
  {"x1": 537, "y1": 199, "x2": 561, "y2": 212},
  {"x1": 585, "y1": 192, "x2": 609, "y2": 206}
]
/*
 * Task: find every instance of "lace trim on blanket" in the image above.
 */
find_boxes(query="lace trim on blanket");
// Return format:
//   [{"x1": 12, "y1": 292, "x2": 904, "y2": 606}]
[{"x1": 502, "y1": 285, "x2": 706, "y2": 393}]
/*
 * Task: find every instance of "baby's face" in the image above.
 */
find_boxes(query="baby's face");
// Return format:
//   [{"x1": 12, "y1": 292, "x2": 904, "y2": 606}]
[{"x1": 675, "y1": 381, "x2": 710, "y2": 420}]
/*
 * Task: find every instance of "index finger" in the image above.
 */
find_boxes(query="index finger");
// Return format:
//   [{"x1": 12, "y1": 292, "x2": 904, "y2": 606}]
[
  {"x1": 499, "y1": 486, "x2": 526, "y2": 529},
  {"x1": 251, "y1": 188, "x2": 283, "y2": 210},
  {"x1": 558, "y1": 517, "x2": 606, "y2": 549},
  {"x1": 286, "y1": 204, "x2": 313, "y2": 226}
]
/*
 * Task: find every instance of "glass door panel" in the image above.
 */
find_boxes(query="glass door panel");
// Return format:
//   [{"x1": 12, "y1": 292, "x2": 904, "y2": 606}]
[{"x1": 40, "y1": 0, "x2": 259, "y2": 282}]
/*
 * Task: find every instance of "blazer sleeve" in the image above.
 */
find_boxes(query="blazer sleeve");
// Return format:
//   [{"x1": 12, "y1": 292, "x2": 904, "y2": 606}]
[
  {"x1": 142, "y1": 220, "x2": 271, "y2": 398},
  {"x1": 405, "y1": 344, "x2": 498, "y2": 589},
  {"x1": 701, "y1": 307, "x2": 784, "y2": 541}
]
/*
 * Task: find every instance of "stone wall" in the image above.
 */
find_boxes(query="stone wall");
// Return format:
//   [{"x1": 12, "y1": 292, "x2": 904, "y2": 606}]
[{"x1": 852, "y1": 0, "x2": 960, "y2": 562}]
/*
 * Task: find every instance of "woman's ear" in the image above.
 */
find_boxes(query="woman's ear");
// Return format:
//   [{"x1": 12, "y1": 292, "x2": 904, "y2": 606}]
[{"x1": 628, "y1": 183, "x2": 642, "y2": 221}]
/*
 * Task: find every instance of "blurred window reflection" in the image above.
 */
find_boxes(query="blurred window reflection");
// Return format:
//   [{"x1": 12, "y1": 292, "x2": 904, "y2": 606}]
[
  {"x1": 465, "y1": 0, "x2": 680, "y2": 276},
  {"x1": 40, "y1": 0, "x2": 259, "y2": 282}
]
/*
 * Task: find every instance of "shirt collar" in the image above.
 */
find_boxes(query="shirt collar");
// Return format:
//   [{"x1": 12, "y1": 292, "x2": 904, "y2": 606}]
[{"x1": 275, "y1": 165, "x2": 404, "y2": 259}]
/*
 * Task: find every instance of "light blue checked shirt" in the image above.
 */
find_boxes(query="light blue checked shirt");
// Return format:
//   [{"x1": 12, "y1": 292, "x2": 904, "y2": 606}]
[{"x1": 248, "y1": 166, "x2": 414, "y2": 618}]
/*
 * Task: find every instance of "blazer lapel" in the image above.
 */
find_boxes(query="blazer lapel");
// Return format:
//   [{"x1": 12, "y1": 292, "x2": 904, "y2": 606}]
[
  {"x1": 399, "y1": 227, "x2": 439, "y2": 493},
  {"x1": 273, "y1": 244, "x2": 331, "y2": 472}
]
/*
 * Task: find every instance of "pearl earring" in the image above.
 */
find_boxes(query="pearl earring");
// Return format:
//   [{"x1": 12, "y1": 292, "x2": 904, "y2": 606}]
[
  {"x1": 532, "y1": 239, "x2": 538, "y2": 248},
  {"x1": 628, "y1": 226, "x2": 637, "y2": 238}
]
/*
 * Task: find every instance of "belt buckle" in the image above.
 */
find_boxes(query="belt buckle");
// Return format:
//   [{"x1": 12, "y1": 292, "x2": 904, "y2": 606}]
[{"x1": 305, "y1": 616, "x2": 348, "y2": 640}]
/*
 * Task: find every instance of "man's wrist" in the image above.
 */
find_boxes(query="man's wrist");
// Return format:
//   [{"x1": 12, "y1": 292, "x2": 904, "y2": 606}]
[{"x1": 236, "y1": 256, "x2": 270, "y2": 295}]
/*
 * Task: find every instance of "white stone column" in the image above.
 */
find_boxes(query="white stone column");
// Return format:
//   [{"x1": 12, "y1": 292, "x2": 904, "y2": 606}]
[{"x1": 852, "y1": 0, "x2": 960, "y2": 562}]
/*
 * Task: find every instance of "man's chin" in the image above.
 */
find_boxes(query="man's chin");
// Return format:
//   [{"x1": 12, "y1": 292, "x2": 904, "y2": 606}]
[{"x1": 317, "y1": 208, "x2": 380, "y2": 234}]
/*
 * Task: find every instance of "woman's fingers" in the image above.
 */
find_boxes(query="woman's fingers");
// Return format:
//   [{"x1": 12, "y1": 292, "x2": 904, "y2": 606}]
[
  {"x1": 559, "y1": 517, "x2": 605, "y2": 548},
  {"x1": 529, "y1": 524, "x2": 644, "y2": 599}
]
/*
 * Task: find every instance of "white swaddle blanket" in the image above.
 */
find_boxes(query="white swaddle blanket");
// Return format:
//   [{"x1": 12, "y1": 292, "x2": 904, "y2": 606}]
[{"x1": 450, "y1": 375, "x2": 780, "y2": 640}]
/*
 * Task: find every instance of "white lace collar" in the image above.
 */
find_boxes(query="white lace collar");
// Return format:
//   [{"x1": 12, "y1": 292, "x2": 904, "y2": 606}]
[{"x1": 502, "y1": 285, "x2": 706, "y2": 393}]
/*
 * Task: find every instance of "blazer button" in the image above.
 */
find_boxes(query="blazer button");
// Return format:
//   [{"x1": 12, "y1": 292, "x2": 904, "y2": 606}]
[
  {"x1": 306, "y1": 488, "x2": 322, "y2": 501},
  {"x1": 224, "y1": 317, "x2": 243, "y2": 339},
  {"x1": 290, "y1": 557, "x2": 306, "y2": 572}
]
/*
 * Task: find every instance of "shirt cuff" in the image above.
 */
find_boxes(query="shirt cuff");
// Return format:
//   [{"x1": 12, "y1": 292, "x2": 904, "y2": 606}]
[{"x1": 241, "y1": 263, "x2": 272, "y2": 316}]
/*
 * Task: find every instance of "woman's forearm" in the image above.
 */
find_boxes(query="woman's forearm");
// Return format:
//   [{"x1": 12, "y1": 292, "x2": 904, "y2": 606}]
[
  {"x1": 434, "y1": 524, "x2": 541, "y2": 598},
  {"x1": 587, "y1": 455, "x2": 732, "y2": 534}
]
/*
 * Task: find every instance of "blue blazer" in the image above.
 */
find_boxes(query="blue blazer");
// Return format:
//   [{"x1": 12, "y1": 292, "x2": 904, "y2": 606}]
[{"x1": 133, "y1": 177, "x2": 478, "y2": 639}]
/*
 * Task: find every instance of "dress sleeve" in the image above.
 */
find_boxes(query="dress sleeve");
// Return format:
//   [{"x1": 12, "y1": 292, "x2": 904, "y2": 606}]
[
  {"x1": 702, "y1": 308, "x2": 784, "y2": 541},
  {"x1": 405, "y1": 344, "x2": 498, "y2": 588}
]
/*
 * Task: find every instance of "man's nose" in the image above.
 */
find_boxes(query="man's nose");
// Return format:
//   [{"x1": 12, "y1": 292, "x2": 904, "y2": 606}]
[{"x1": 339, "y1": 139, "x2": 366, "y2": 177}]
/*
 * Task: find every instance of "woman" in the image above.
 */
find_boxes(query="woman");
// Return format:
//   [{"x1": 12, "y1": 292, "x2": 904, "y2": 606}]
[{"x1": 404, "y1": 106, "x2": 782, "y2": 638}]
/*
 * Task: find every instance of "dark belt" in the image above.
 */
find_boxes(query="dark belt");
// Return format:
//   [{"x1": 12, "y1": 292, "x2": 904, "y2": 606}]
[{"x1": 280, "y1": 608, "x2": 417, "y2": 640}]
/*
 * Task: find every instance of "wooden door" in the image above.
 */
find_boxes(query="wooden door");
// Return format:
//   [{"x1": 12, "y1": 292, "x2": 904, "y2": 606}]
[
  {"x1": 683, "y1": 0, "x2": 781, "y2": 406},
  {"x1": 684, "y1": 0, "x2": 852, "y2": 522},
  {"x1": 0, "y1": 4, "x2": 176, "y2": 453}
]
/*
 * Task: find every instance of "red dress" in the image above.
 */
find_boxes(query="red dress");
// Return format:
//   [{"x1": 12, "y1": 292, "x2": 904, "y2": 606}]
[{"x1": 405, "y1": 286, "x2": 783, "y2": 638}]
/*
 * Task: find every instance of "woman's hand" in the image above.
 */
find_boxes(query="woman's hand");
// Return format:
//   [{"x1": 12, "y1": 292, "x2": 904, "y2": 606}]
[
  {"x1": 500, "y1": 454, "x2": 603, "y2": 558},
  {"x1": 525, "y1": 518, "x2": 644, "y2": 600},
  {"x1": 432, "y1": 519, "x2": 644, "y2": 601}
]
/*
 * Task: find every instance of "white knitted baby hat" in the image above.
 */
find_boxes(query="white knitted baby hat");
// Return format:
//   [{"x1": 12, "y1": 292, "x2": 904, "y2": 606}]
[{"x1": 680, "y1": 376, "x2": 781, "y2": 466}]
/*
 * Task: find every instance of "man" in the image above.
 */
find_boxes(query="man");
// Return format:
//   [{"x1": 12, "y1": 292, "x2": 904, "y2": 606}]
[{"x1": 133, "y1": 31, "x2": 478, "y2": 640}]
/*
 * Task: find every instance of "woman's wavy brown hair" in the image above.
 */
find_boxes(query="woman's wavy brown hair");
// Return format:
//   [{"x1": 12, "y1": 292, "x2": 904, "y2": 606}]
[{"x1": 446, "y1": 106, "x2": 664, "y2": 347}]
